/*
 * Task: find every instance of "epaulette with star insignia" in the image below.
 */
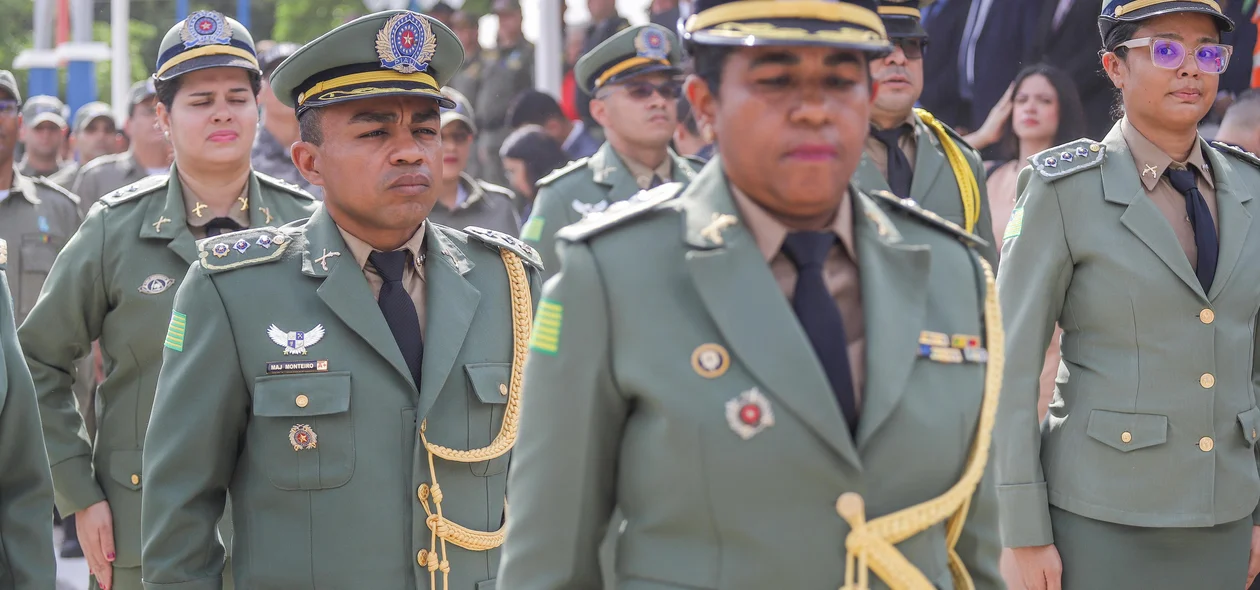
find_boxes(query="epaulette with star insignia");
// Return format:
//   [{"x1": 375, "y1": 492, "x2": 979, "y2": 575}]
[
  {"x1": 1030, "y1": 139, "x2": 1105, "y2": 181},
  {"x1": 1211, "y1": 141, "x2": 1260, "y2": 169},
  {"x1": 557, "y1": 182, "x2": 683, "y2": 242},
  {"x1": 254, "y1": 171, "x2": 316, "y2": 200},
  {"x1": 197, "y1": 226, "x2": 298, "y2": 273},
  {"x1": 869, "y1": 189, "x2": 989, "y2": 249},
  {"x1": 99, "y1": 175, "x2": 170, "y2": 207},
  {"x1": 462, "y1": 225, "x2": 543, "y2": 269},
  {"x1": 536, "y1": 158, "x2": 586, "y2": 187}
]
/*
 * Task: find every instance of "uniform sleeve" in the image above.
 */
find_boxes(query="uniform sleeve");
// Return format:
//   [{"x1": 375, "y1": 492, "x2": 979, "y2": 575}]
[
  {"x1": 0, "y1": 272, "x2": 57, "y2": 590},
  {"x1": 993, "y1": 167, "x2": 1075, "y2": 548},
  {"x1": 520, "y1": 184, "x2": 574, "y2": 283},
  {"x1": 141, "y1": 265, "x2": 248, "y2": 590},
  {"x1": 18, "y1": 204, "x2": 109, "y2": 515},
  {"x1": 498, "y1": 240, "x2": 628, "y2": 589},
  {"x1": 1252, "y1": 314, "x2": 1260, "y2": 524}
]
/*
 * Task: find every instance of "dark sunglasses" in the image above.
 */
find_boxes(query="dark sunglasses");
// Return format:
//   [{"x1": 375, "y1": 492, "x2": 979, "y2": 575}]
[
  {"x1": 892, "y1": 37, "x2": 928, "y2": 60},
  {"x1": 609, "y1": 81, "x2": 682, "y2": 101}
]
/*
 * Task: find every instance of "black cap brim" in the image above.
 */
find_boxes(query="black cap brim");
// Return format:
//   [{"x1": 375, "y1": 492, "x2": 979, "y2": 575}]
[
  {"x1": 155, "y1": 54, "x2": 261, "y2": 81},
  {"x1": 298, "y1": 86, "x2": 455, "y2": 112},
  {"x1": 882, "y1": 16, "x2": 927, "y2": 39},
  {"x1": 1100, "y1": 2, "x2": 1235, "y2": 43}
]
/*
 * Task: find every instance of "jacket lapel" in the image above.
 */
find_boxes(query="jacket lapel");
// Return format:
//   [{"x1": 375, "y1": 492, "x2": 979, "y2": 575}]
[
  {"x1": 416, "y1": 225, "x2": 481, "y2": 420},
  {"x1": 137, "y1": 168, "x2": 197, "y2": 264},
  {"x1": 851, "y1": 194, "x2": 931, "y2": 447},
  {"x1": 590, "y1": 142, "x2": 646, "y2": 202},
  {"x1": 1101, "y1": 128, "x2": 1207, "y2": 301},
  {"x1": 303, "y1": 208, "x2": 416, "y2": 389},
  {"x1": 855, "y1": 154, "x2": 893, "y2": 194},
  {"x1": 1204, "y1": 145, "x2": 1253, "y2": 300},
  {"x1": 681, "y1": 160, "x2": 860, "y2": 467},
  {"x1": 908, "y1": 117, "x2": 947, "y2": 207}
]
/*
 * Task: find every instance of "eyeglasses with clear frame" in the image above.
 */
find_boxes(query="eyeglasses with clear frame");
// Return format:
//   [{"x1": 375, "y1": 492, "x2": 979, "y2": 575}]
[{"x1": 1115, "y1": 37, "x2": 1233, "y2": 74}]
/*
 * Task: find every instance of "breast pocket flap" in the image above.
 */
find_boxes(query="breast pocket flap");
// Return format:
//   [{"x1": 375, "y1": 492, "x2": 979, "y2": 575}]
[
  {"x1": 1086, "y1": 410, "x2": 1168, "y2": 452},
  {"x1": 1238, "y1": 407, "x2": 1260, "y2": 447},
  {"x1": 464, "y1": 363, "x2": 510, "y2": 405},
  {"x1": 253, "y1": 372, "x2": 351, "y2": 417}
]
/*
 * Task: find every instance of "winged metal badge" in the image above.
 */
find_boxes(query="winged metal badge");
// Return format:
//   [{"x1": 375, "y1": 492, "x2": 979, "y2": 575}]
[
  {"x1": 268, "y1": 324, "x2": 326, "y2": 355},
  {"x1": 572, "y1": 199, "x2": 609, "y2": 217}
]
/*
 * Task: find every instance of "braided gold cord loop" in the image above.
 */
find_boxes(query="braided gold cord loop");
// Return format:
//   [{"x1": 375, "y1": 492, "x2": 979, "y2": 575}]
[
  {"x1": 915, "y1": 108, "x2": 982, "y2": 234},
  {"x1": 838, "y1": 256, "x2": 1004, "y2": 590}
]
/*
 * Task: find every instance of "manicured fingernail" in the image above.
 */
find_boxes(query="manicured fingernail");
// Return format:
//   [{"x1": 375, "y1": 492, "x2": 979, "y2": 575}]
[{"x1": 106, "y1": 552, "x2": 115, "y2": 561}]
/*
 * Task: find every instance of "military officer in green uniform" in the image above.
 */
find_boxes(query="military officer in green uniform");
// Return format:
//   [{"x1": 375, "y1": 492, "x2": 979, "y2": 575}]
[
  {"x1": 20, "y1": 12, "x2": 315, "y2": 590},
  {"x1": 998, "y1": 2, "x2": 1260, "y2": 589},
  {"x1": 473, "y1": 0, "x2": 535, "y2": 187},
  {"x1": 142, "y1": 10, "x2": 541, "y2": 589},
  {"x1": 0, "y1": 239, "x2": 57, "y2": 590},
  {"x1": 854, "y1": 0, "x2": 997, "y2": 264},
  {"x1": 498, "y1": 0, "x2": 1003, "y2": 587},
  {"x1": 522, "y1": 23, "x2": 698, "y2": 280},
  {"x1": 72, "y1": 79, "x2": 173, "y2": 216}
]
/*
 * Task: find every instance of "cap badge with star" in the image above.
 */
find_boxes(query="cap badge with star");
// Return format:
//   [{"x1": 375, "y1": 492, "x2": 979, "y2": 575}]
[
  {"x1": 576, "y1": 24, "x2": 683, "y2": 93},
  {"x1": 155, "y1": 10, "x2": 259, "y2": 80},
  {"x1": 182, "y1": 11, "x2": 232, "y2": 48},
  {"x1": 376, "y1": 11, "x2": 438, "y2": 74},
  {"x1": 635, "y1": 27, "x2": 670, "y2": 62}
]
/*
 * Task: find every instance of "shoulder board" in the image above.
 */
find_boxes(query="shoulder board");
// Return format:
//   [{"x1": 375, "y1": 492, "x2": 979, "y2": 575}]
[
  {"x1": 32, "y1": 176, "x2": 80, "y2": 205},
  {"x1": 100, "y1": 175, "x2": 169, "y2": 207},
  {"x1": 254, "y1": 171, "x2": 315, "y2": 199},
  {"x1": 1211, "y1": 141, "x2": 1260, "y2": 168},
  {"x1": 1030, "y1": 139, "x2": 1105, "y2": 181},
  {"x1": 869, "y1": 189, "x2": 987, "y2": 248},
  {"x1": 476, "y1": 179, "x2": 515, "y2": 197},
  {"x1": 462, "y1": 226, "x2": 542, "y2": 268},
  {"x1": 556, "y1": 182, "x2": 682, "y2": 242},
  {"x1": 197, "y1": 227, "x2": 295, "y2": 273},
  {"x1": 536, "y1": 158, "x2": 587, "y2": 187}
]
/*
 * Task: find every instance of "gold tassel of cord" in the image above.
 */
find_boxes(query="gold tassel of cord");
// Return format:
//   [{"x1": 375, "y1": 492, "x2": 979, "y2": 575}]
[
  {"x1": 839, "y1": 256, "x2": 1004, "y2": 590},
  {"x1": 416, "y1": 248, "x2": 532, "y2": 589},
  {"x1": 915, "y1": 108, "x2": 982, "y2": 235}
]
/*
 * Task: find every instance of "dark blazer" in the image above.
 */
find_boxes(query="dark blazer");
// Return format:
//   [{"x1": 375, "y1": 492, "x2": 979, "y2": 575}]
[
  {"x1": 965, "y1": 0, "x2": 1040, "y2": 131},
  {"x1": 1026, "y1": 0, "x2": 1114, "y2": 139},
  {"x1": 919, "y1": 0, "x2": 971, "y2": 128}
]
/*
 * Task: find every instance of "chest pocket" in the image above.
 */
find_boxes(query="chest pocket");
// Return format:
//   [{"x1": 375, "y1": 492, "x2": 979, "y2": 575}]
[
  {"x1": 251, "y1": 372, "x2": 355, "y2": 490},
  {"x1": 464, "y1": 363, "x2": 510, "y2": 477},
  {"x1": 18, "y1": 234, "x2": 62, "y2": 315}
]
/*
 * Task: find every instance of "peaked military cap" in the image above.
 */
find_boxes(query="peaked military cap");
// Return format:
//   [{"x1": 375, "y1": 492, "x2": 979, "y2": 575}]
[
  {"x1": 878, "y1": 0, "x2": 931, "y2": 38},
  {"x1": 269, "y1": 10, "x2": 462, "y2": 115},
  {"x1": 682, "y1": 0, "x2": 890, "y2": 54},
  {"x1": 22, "y1": 95, "x2": 67, "y2": 129},
  {"x1": 1099, "y1": 0, "x2": 1234, "y2": 42},
  {"x1": 575, "y1": 24, "x2": 683, "y2": 94},
  {"x1": 440, "y1": 86, "x2": 476, "y2": 132},
  {"x1": 72, "y1": 101, "x2": 115, "y2": 133},
  {"x1": 155, "y1": 10, "x2": 260, "y2": 81}
]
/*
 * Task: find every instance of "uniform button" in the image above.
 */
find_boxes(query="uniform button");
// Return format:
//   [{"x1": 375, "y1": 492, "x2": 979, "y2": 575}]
[
  {"x1": 1121, "y1": 431, "x2": 1132, "y2": 444},
  {"x1": 130, "y1": 474, "x2": 140, "y2": 485},
  {"x1": 417, "y1": 549, "x2": 427, "y2": 566},
  {"x1": 417, "y1": 485, "x2": 424, "y2": 501},
  {"x1": 1200, "y1": 436, "x2": 1215, "y2": 452},
  {"x1": 295, "y1": 394, "x2": 309, "y2": 408},
  {"x1": 498, "y1": 383, "x2": 508, "y2": 396},
  {"x1": 1200, "y1": 309, "x2": 1215, "y2": 324},
  {"x1": 1200, "y1": 373, "x2": 1215, "y2": 388}
]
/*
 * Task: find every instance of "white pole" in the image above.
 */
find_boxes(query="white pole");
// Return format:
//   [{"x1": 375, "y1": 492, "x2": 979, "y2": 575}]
[
  {"x1": 110, "y1": 0, "x2": 129, "y2": 123},
  {"x1": 533, "y1": 0, "x2": 562, "y2": 97}
]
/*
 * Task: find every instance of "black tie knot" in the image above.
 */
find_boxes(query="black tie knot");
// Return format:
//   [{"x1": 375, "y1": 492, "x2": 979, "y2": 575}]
[
  {"x1": 782, "y1": 231, "x2": 836, "y2": 272},
  {"x1": 1166, "y1": 167, "x2": 1197, "y2": 193},
  {"x1": 369, "y1": 250, "x2": 410, "y2": 283},
  {"x1": 205, "y1": 217, "x2": 242, "y2": 237},
  {"x1": 870, "y1": 125, "x2": 911, "y2": 148}
]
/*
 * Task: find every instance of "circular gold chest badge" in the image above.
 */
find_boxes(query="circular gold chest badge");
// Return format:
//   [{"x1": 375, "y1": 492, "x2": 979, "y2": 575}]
[
  {"x1": 289, "y1": 424, "x2": 318, "y2": 451},
  {"x1": 691, "y1": 343, "x2": 730, "y2": 379}
]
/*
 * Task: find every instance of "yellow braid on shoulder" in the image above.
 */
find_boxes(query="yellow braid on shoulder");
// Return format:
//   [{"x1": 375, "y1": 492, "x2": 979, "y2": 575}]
[{"x1": 914, "y1": 108, "x2": 982, "y2": 235}]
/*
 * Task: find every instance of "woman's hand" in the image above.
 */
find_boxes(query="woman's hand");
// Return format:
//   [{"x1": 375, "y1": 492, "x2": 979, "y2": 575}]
[{"x1": 963, "y1": 83, "x2": 1015, "y2": 150}]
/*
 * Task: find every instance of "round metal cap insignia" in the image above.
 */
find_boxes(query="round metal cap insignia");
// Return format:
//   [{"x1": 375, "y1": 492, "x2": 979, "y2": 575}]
[
  {"x1": 376, "y1": 12, "x2": 437, "y2": 74},
  {"x1": 635, "y1": 27, "x2": 670, "y2": 61},
  {"x1": 182, "y1": 10, "x2": 232, "y2": 48}
]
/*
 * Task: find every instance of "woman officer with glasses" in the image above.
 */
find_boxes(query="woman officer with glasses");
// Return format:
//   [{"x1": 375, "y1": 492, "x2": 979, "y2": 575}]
[
  {"x1": 519, "y1": 23, "x2": 700, "y2": 281},
  {"x1": 997, "y1": 1, "x2": 1260, "y2": 588}
]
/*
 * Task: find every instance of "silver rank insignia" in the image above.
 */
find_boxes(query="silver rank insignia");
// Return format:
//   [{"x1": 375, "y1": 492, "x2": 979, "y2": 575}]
[
  {"x1": 233, "y1": 239, "x2": 250, "y2": 253},
  {"x1": 573, "y1": 199, "x2": 609, "y2": 216},
  {"x1": 268, "y1": 324, "x2": 326, "y2": 355},
  {"x1": 289, "y1": 424, "x2": 318, "y2": 451},
  {"x1": 138, "y1": 274, "x2": 176, "y2": 295},
  {"x1": 726, "y1": 387, "x2": 775, "y2": 440}
]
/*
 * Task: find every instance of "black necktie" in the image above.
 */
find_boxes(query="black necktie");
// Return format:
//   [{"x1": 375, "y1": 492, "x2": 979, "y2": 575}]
[
  {"x1": 649, "y1": 174, "x2": 665, "y2": 189},
  {"x1": 205, "y1": 217, "x2": 242, "y2": 237},
  {"x1": 871, "y1": 125, "x2": 914, "y2": 198},
  {"x1": 1165, "y1": 168, "x2": 1218, "y2": 291},
  {"x1": 782, "y1": 231, "x2": 859, "y2": 434},
  {"x1": 368, "y1": 250, "x2": 424, "y2": 387}
]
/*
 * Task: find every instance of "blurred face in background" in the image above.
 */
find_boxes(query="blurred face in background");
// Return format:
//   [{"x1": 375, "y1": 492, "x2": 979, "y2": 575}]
[
  {"x1": 76, "y1": 117, "x2": 119, "y2": 163},
  {"x1": 127, "y1": 96, "x2": 168, "y2": 152},
  {"x1": 497, "y1": 9, "x2": 523, "y2": 46},
  {"x1": 440, "y1": 119, "x2": 474, "y2": 183},
  {"x1": 24, "y1": 121, "x2": 65, "y2": 159},
  {"x1": 503, "y1": 156, "x2": 531, "y2": 198},
  {"x1": 592, "y1": 72, "x2": 679, "y2": 151},
  {"x1": 1011, "y1": 74, "x2": 1060, "y2": 145},
  {"x1": 451, "y1": 13, "x2": 480, "y2": 56}
]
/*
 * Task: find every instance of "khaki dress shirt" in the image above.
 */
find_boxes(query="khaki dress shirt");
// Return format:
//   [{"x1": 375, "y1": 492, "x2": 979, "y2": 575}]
[
  {"x1": 864, "y1": 113, "x2": 920, "y2": 180},
  {"x1": 1121, "y1": 118, "x2": 1218, "y2": 268},
  {"x1": 338, "y1": 223, "x2": 428, "y2": 334}
]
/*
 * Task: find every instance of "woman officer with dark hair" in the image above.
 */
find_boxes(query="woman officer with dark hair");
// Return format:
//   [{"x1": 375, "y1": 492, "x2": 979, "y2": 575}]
[{"x1": 998, "y1": 1, "x2": 1260, "y2": 588}]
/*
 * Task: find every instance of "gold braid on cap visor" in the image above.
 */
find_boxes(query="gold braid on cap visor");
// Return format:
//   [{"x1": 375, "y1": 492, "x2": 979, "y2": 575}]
[
  {"x1": 156, "y1": 45, "x2": 259, "y2": 77},
  {"x1": 1114, "y1": 0, "x2": 1220, "y2": 16},
  {"x1": 297, "y1": 70, "x2": 439, "y2": 106},
  {"x1": 685, "y1": 1, "x2": 886, "y2": 34}
]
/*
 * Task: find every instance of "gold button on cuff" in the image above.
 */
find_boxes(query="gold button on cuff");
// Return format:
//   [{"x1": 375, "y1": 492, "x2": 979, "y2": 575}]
[
  {"x1": 1200, "y1": 373, "x2": 1215, "y2": 388},
  {"x1": 131, "y1": 474, "x2": 140, "y2": 485},
  {"x1": 1200, "y1": 436, "x2": 1215, "y2": 452},
  {"x1": 417, "y1": 549, "x2": 427, "y2": 566},
  {"x1": 1200, "y1": 309, "x2": 1215, "y2": 324},
  {"x1": 295, "y1": 394, "x2": 309, "y2": 408},
  {"x1": 498, "y1": 383, "x2": 508, "y2": 396},
  {"x1": 1121, "y1": 431, "x2": 1132, "y2": 444}
]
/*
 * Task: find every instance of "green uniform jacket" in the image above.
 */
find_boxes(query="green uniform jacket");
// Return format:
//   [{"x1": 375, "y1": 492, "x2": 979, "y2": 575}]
[
  {"x1": 18, "y1": 170, "x2": 316, "y2": 570},
  {"x1": 521, "y1": 142, "x2": 699, "y2": 280},
  {"x1": 0, "y1": 169, "x2": 81, "y2": 323},
  {"x1": 498, "y1": 159, "x2": 1002, "y2": 589},
  {"x1": 71, "y1": 151, "x2": 151, "y2": 217},
  {"x1": 0, "y1": 244, "x2": 57, "y2": 590},
  {"x1": 854, "y1": 113, "x2": 998, "y2": 264},
  {"x1": 141, "y1": 207, "x2": 542, "y2": 590},
  {"x1": 995, "y1": 128, "x2": 1260, "y2": 549}
]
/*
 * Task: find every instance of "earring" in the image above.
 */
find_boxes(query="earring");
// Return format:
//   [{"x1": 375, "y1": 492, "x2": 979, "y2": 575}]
[{"x1": 701, "y1": 124, "x2": 715, "y2": 144}]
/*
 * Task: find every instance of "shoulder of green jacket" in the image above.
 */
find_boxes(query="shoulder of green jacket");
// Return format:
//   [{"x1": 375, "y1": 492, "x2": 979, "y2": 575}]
[
  {"x1": 931, "y1": 116, "x2": 980, "y2": 158},
  {"x1": 1210, "y1": 141, "x2": 1260, "y2": 169},
  {"x1": 476, "y1": 179, "x2": 516, "y2": 200},
  {"x1": 254, "y1": 170, "x2": 316, "y2": 200},
  {"x1": 459, "y1": 225, "x2": 542, "y2": 269},
  {"x1": 196, "y1": 226, "x2": 300, "y2": 273},
  {"x1": 31, "y1": 175, "x2": 81, "y2": 205},
  {"x1": 536, "y1": 158, "x2": 588, "y2": 188},
  {"x1": 1029, "y1": 138, "x2": 1106, "y2": 181},
  {"x1": 99, "y1": 174, "x2": 170, "y2": 207},
  {"x1": 868, "y1": 189, "x2": 989, "y2": 250},
  {"x1": 555, "y1": 182, "x2": 683, "y2": 242},
  {"x1": 683, "y1": 155, "x2": 707, "y2": 171}
]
